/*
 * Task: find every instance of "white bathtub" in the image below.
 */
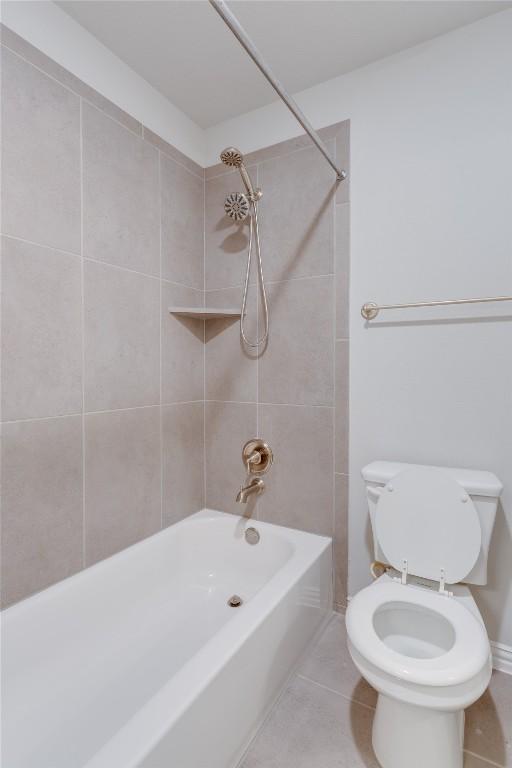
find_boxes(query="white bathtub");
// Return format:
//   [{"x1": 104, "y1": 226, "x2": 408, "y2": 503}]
[{"x1": 2, "y1": 509, "x2": 332, "y2": 768}]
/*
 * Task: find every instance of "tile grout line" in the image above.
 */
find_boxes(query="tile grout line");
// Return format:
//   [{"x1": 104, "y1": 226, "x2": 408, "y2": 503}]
[
  {"x1": 204, "y1": 272, "x2": 335, "y2": 292},
  {"x1": 161, "y1": 400, "x2": 204, "y2": 408},
  {"x1": 296, "y1": 673, "x2": 377, "y2": 712},
  {"x1": 82, "y1": 255, "x2": 157, "y2": 282},
  {"x1": 79, "y1": 96, "x2": 86, "y2": 570},
  {"x1": 1, "y1": 227, "x2": 218, "y2": 293},
  {"x1": 84, "y1": 255, "x2": 204, "y2": 291},
  {"x1": 0, "y1": 234, "x2": 201, "y2": 291},
  {"x1": 71, "y1": 91, "x2": 142, "y2": 142},
  {"x1": 1, "y1": 402, "x2": 204, "y2": 426},
  {"x1": 1, "y1": 412, "x2": 84, "y2": 425},
  {"x1": 204, "y1": 399, "x2": 335, "y2": 409},
  {"x1": 158, "y1": 150, "x2": 164, "y2": 531},
  {"x1": 332, "y1": 192, "x2": 337, "y2": 608},
  {"x1": 0, "y1": 232, "x2": 81, "y2": 259},
  {"x1": 0, "y1": 231, "x2": 201, "y2": 292},
  {"x1": 142, "y1": 125, "x2": 205, "y2": 182},
  {"x1": 203, "y1": 155, "x2": 207, "y2": 510}
]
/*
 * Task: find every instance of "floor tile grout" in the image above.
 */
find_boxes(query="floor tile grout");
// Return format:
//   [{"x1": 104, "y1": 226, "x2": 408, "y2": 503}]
[{"x1": 296, "y1": 672, "x2": 377, "y2": 712}]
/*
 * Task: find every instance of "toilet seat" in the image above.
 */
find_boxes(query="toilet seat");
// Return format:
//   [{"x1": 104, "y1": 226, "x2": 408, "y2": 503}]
[
  {"x1": 375, "y1": 468, "x2": 482, "y2": 585},
  {"x1": 346, "y1": 580, "x2": 489, "y2": 688}
]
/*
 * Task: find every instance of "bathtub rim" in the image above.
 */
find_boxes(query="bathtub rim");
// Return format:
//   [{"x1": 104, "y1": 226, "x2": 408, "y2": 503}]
[{"x1": 1, "y1": 508, "x2": 327, "y2": 618}]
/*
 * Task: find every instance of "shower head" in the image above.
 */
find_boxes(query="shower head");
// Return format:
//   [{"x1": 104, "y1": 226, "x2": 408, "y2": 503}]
[
  {"x1": 220, "y1": 147, "x2": 261, "y2": 202},
  {"x1": 224, "y1": 192, "x2": 249, "y2": 222},
  {"x1": 220, "y1": 147, "x2": 244, "y2": 168}
]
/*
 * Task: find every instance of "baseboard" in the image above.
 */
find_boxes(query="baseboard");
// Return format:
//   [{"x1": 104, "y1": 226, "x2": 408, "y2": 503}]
[{"x1": 491, "y1": 641, "x2": 512, "y2": 675}]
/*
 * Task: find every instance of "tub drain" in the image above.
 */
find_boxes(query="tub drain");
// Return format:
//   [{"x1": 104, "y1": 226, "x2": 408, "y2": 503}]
[{"x1": 228, "y1": 594, "x2": 243, "y2": 607}]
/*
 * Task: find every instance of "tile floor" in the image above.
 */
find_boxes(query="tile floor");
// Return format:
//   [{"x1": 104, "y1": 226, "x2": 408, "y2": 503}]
[{"x1": 240, "y1": 613, "x2": 512, "y2": 768}]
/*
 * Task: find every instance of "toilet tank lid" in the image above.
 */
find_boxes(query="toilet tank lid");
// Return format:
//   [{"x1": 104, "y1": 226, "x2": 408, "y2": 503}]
[{"x1": 362, "y1": 461, "x2": 503, "y2": 498}]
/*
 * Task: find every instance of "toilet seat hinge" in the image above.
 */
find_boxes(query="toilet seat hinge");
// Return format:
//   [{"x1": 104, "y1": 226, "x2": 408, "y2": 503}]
[
  {"x1": 438, "y1": 568, "x2": 453, "y2": 597},
  {"x1": 393, "y1": 558, "x2": 408, "y2": 586}
]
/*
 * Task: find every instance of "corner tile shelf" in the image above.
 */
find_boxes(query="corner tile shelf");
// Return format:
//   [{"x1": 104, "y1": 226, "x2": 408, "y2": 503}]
[{"x1": 168, "y1": 307, "x2": 241, "y2": 320}]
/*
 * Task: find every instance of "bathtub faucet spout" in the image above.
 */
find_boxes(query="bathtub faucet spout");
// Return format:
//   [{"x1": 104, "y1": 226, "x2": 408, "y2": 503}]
[{"x1": 236, "y1": 477, "x2": 264, "y2": 503}]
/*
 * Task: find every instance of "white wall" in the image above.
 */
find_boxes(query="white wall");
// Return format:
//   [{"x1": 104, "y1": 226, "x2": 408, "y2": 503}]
[
  {"x1": 206, "y1": 10, "x2": 512, "y2": 648},
  {"x1": 0, "y1": 0, "x2": 206, "y2": 166}
]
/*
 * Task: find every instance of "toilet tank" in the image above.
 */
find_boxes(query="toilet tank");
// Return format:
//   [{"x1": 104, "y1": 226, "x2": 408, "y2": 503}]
[{"x1": 362, "y1": 461, "x2": 502, "y2": 585}]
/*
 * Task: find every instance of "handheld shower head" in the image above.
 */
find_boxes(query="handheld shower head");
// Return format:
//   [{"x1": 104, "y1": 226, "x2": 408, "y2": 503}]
[
  {"x1": 220, "y1": 147, "x2": 260, "y2": 201},
  {"x1": 220, "y1": 147, "x2": 243, "y2": 168}
]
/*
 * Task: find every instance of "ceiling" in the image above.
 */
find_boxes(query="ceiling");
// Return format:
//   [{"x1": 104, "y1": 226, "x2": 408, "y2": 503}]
[{"x1": 57, "y1": 1, "x2": 511, "y2": 128}]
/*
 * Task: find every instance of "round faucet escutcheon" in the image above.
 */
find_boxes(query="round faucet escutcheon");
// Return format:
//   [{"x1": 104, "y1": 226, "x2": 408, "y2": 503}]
[{"x1": 242, "y1": 439, "x2": 273, "y2": 474}]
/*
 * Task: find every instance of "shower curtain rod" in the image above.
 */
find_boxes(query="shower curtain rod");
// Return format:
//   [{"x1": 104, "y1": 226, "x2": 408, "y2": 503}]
[{"x1": 209, "y1": 0, "x2": 346, "y2": 181}]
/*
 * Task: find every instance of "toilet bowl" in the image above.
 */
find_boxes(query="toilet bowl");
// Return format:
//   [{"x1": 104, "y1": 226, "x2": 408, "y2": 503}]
[
  {"x1": 347, "y1": 574, "x2": 492, "y2": 768},
  {"x1": 347, "y1": 461, "x2": 502, "y2": 768}
]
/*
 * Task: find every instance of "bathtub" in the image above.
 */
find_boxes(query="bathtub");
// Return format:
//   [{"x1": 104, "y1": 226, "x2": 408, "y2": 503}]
[{"x1": 2, "y1": 509, "x2": 332, "y2": 768}]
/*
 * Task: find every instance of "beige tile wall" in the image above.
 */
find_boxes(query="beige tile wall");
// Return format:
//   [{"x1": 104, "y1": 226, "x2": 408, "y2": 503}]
[
  {"x1": 0, "y1": 27, "x2": 350, "y2": 610},
  {"x1": 204, "y1": 124, "x2": 350, "y2": 609},
  {"x1": 0, "y1": 30, "x2": 206, "y2": 607}
]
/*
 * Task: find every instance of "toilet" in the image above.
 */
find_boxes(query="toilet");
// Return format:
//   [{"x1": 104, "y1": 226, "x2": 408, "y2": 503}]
[{"x1": 346, "y1": 461, "x2": 503, "y2": 768}]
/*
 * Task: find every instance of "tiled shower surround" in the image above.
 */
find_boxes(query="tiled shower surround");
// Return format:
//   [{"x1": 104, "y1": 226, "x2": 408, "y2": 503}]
[
  {"x1": 204, "y1": 127, "x2": 350, "y2": 612},
  {"x1": 0, "y1": 27, "x2": 349, "y2": 610}
]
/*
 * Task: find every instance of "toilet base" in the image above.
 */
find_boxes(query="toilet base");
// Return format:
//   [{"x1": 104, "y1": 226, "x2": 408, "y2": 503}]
[{"x1": 372, "y1": 693, "x2": 464, "y2": 768}]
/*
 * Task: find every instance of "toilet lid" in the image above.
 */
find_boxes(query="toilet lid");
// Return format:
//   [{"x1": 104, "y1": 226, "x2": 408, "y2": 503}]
[{"x1": 375, "y1": 467, "x2": 481, "y2": 584}]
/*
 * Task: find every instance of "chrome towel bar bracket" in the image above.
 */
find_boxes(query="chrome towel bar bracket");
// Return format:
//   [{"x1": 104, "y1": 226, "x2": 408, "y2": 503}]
[{"x1": 361, "y1": 295, "x2": 512, "y2": 320}]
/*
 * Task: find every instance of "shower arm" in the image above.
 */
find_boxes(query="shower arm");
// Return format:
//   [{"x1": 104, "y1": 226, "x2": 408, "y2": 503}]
[{"x1": 209, "y1": 0, "x2": 346, "y2": 182}]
